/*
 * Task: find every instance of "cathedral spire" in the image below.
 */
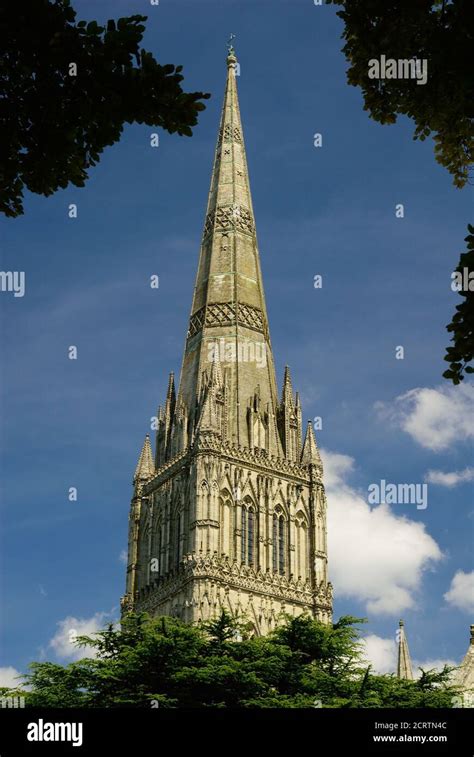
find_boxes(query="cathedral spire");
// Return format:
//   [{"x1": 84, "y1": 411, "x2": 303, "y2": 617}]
[
  {"x1": 165, "y1": 372, "x2": 176, "y2": 418},
  {"x1": 176, "y1": 47, "x2": 282, "y2": 455},
  {"x1": 452, "y1": 624, "x2": 474, "y2": 693},
  {"x1": 134, "y1": 434, "x2": 155, "y2": 483},
  {"x1": 122, "y1": 50, "x2": 333, "y2": 631},
  {"x1": 281, "y1": 365, "x2": 294, "y2": 404},
  {"x1": 301, "y1": 420, "x2": 322, "y2": 467},
  {"x1": 397, "y1": 619, "x2": 414, "y2": 680}
]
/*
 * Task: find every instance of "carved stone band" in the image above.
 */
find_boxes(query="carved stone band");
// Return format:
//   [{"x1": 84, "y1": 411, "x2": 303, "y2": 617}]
[
  {"x1": 187, "y1": 301, "x2": 267, "y2": 340},
  {"x1": 203, "y1": 204, "x2": 254, "y2": 239}
]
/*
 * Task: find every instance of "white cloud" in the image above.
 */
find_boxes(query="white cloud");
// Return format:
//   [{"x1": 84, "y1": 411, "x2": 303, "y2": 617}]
[
  {"x1": 361, "y1": 635, "x2": 457, "y2": 677},
  {"x1": 119, "y1": 549, "x2": 128, "y2": 564},
  {"x1": 321, "y1": 450, "x2": 355, "y2": 488},
  {"x1": 48, "y1": 612, "x2": 115, "y2": 662},
  {"x1": 0, "y1": 666, "x2": 24, "y2": 689},
  {"x1": 375, "y1": 383, "x2": 474, "y2": 451},
  {"x1": 322, "y1": 449, "x2": 443, "y2": 616},
  {"x1": 425, "y1": 467, "x2": 474, "y2": 487},
  {"x1": 361, "y1": 634, "x2": 397, "y2": 674},
  {"x1": 412, "y1": 658, "x2": 458, "y2": 674},
  {"x1": 444, "y1": 570, "x2": 474, "y2": 613}
]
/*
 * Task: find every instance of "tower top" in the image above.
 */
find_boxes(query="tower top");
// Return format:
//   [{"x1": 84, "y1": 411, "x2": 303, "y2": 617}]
[
  {"x1": 301, "y1": 420, "x2": 322, "y2": 467},
  {"x1": 175, "y1": 35, "x2": 281, "y2": 453},
  {"x1": 134, "y1": 434, "x2": 155, "y2": 483},
  {"x1": 227, "y1": 34, "x2": 237, "y2": 68},
  {"x1": 397, "y1": 619, "x2": 414, "y2": 680}
]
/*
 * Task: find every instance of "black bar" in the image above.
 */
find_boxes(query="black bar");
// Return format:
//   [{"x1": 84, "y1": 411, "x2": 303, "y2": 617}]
[{"x1": 0, "y1": 708, "x2": 472, "y2": 755}]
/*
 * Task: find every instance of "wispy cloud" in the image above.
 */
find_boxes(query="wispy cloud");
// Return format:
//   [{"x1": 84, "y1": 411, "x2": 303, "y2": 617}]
[
  {"x1": 375, "y1": 384, "x2": 474, "y2": 452},
  {"x1": 48, "y1": 611, "x2": 118, "y2": 662},
  {"x1": 425, "y1": 467, "x2": 474, "y2": 487},
  {"x1": 444, "y1": 570, "x2": 474, "y2": 614}
]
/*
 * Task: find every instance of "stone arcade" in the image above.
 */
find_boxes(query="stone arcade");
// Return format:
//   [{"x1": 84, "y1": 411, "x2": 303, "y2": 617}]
[{"x1": 120, "y1": 47, "x2": 333, "y2": 635}]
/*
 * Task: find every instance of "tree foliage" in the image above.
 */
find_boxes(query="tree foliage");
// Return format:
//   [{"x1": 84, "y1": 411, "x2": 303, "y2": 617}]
[
  {"x1": 326, "y1": 0, "x2": 474, "y2": 381},
  {"x1": 326, "y1": 0, "x2": 474, "y2": 188},
  {"x1": 443, "y1": 225, "x2": 474, "y2": 383},
  {"x1": 4, "y1": 612, "x2": 458, "y2": 708},
  {"x1": 0, "y1": 0, "x2": 210, "y2": 217}
]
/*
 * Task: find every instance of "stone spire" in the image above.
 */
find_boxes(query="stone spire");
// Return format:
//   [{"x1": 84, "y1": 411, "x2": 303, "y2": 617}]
[
  {"x1": 301, "y1": 420, "x2": 322, "y2": 468},
  {"x1": 134, "y1": 434, "x2": 154, "y2": 484},
  {"x1": 121, "y1": 48, "x2": 333, "y2": 631},
  {"x1": 397, "y1": 619, "x2": 414, "y2": 680},
  {"x1": 175, "y1": 45, "x2": 282, "y2": 455},
  {"x1": 155, "y1": 372, "x2": 175, "y2": 467},
  {"x1": 281, "y1": 365, "x2": 294, "y2": 404},
  {"x1": 453, "y1": 624, "x2": 474, "y2": 692}
]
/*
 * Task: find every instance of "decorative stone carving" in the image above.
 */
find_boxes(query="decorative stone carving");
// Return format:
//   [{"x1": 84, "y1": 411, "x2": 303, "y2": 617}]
[
  {"x1": 217, "y1": 123, "x2": 242, "y2": 147},
  {"x1": 203, "y1": 204, "x2": 254, "y2": 239},
  {"x1": 187, "y1": 301, "x2": 267, "y2": 340},
  {"x1": 122, "y1": 50, "x2": 331, "y2": 637}
]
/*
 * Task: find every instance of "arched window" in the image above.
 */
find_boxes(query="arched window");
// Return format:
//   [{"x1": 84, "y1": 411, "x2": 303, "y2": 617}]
[
  {"x1": 272, "y1": 513, "x2": 278, "y2": 570},
  {"x1": 160, "y1": 521, "x2": 166, "y2": 575},
  {"x1": 219, "y1": 494, "x2": 233, "y2": 558},
  {"x1": 273, "y1": 510, "x2": 286, "y2": 575},
  {"x1": 278, "y1": 515, "x2": 285, "y2": 575},
  {"x1": 295, "y1": 516, "x2": 307, "y2": 580},
  {"x1": 152, "y1": 520, "x2": 162, "y2": 578},
  {"x1": 142, "y1": 526, "x2": 150, "y2": 586},
  {"x1": 241, "y1": 503, "x2": 256, "y2": 566},
  {"x1": 158, "y1": 525, "x2": 162, "y2": 575},
  {"x1": 176, "y1": 511, "x2": 184, "y2": 567},
  {"x1": 248, "y1": 508, "x2": 254, "y2": 566},
  {"x1": 241, "y1": 507, "x2": 247, "y2": 563}
]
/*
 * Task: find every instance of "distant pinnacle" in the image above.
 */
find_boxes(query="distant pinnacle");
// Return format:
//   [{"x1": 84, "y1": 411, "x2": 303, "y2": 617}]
[
  {"x1": 227, "y1": 33, "x2": 237, "y2": 62},
  {"x1": 301, "y1": 420, "x2": 322, "y2": 467},
  {"x1": 134, "y1": 434, "x2": 155, "y2": 482},
  {"x1": 397, "y1": 619, "x2": 414, "y2": 680}
]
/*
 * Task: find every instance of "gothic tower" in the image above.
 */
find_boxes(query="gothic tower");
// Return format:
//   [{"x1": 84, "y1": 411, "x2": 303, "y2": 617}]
[
  {"x1": 397, "y1": 619, "x2": 414, "y2": 680},
  {"x1": 121, "y1": 47, "x2": 332, "y2": 634}
]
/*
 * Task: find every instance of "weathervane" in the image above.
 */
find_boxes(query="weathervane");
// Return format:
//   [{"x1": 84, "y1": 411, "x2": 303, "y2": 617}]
[{"x1": 227, "y1": 33, "x2": 236, "y2": 53}]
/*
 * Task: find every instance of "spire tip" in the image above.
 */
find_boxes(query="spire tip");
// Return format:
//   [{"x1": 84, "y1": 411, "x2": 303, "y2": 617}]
[{"x1": 227, "y1": 33, "x2": 237, "y2": 67}]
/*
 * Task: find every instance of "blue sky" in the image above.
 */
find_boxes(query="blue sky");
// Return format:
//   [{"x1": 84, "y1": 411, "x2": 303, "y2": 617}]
[{"x1": 1, "y1": 0, "x2": 473, "y2": 683}]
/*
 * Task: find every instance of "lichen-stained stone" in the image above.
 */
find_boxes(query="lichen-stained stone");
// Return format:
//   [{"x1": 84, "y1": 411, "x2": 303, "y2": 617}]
[{"x1": 121, "y1": 47, "x2": 332, "y2": 635}]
